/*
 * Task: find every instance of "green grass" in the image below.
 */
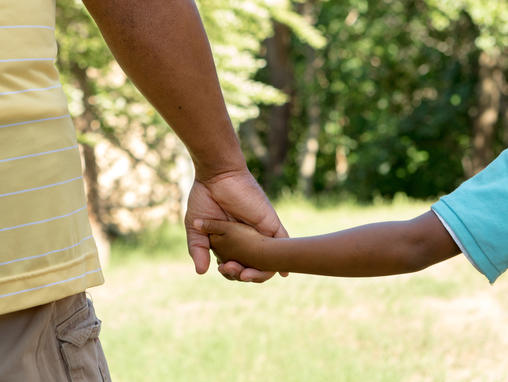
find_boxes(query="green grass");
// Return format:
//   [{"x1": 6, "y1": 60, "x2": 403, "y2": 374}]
[{"x1": 91, "y1": 197, "x2": 508, "y2": 382}]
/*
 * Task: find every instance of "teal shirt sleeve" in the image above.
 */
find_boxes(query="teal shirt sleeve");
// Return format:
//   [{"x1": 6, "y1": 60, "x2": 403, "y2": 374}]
[{"x1": 431, "y1": 149, "x2": 508, "y2": 283}]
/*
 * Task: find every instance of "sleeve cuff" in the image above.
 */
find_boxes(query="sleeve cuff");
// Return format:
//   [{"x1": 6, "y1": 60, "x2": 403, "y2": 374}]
[{"x1": 432, "y1": 200, "x2": 501, "y2": 284}]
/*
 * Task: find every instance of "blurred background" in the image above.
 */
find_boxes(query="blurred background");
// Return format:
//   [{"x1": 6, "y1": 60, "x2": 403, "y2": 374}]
[{"x1": 56, "y1": 0, "x2": 507, "y2": 380}]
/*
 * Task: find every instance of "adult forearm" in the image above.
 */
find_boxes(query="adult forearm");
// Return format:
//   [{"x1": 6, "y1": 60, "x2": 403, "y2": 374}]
[
  {"x1": 82, "y1": 0, "x2": 245, "y2": 180},
  {"x1": 259, "y1": 211, "x2": 460, "y2": 277}
]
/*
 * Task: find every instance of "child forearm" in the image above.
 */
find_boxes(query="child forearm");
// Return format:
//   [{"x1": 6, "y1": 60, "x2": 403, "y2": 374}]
[{"x1": 254, "y1": 211, "x2": 460, "y2": 277}]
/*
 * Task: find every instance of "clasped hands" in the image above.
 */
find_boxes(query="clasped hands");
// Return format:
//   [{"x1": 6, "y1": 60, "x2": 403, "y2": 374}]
[{"x1": 184, "y1": 168, "x2": 288, "y2": 283}]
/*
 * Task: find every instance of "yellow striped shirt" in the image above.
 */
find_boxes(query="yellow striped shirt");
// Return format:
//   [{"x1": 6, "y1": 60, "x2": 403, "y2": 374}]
[{"x1": 0, "y1": 0, "x2": 103, "y2": 315}]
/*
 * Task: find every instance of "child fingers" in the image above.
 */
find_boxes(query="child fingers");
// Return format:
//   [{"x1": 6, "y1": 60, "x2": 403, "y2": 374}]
[
  {"x1": 209, "y1": 233, "x2": 223, "y2": 248},
  {"x1": 194, "y1": 219, "x2": 230, "y2": 235}
]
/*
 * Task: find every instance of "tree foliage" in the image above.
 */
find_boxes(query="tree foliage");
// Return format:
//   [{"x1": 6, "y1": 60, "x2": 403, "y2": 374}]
[
  {"x1": 55, "y1": 0, "x2": 323, "y2": 234},
  {"x1": 243, "y1": 0, "x2": 507, "y2": 200},
  {"x1": 426, "y1": 0, "x2": 508, "y2": 52},
  {"x1": 55, "y1": 0, "x2": 507, "y2": 236}
]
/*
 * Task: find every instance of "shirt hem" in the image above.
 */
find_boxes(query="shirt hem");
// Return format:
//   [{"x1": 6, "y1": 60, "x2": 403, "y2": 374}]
[{"x1": 0, "y1": 253, "x2": 104, "y2": 315}]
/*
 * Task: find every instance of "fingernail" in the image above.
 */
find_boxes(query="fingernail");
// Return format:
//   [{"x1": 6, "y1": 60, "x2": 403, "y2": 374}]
[
  {"x1": 244, "y1": 278, "x2": 253, "y2": 282},
  {"x1": 195, "y1": 264, "x2": 206, "y2": 275},
  {"x1": 193, "y1": 219, "x2": 203, "y2": 230}
]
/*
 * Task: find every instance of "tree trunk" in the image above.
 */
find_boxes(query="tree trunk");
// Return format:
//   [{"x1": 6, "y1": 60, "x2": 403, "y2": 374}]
[
  {"x1": 298, "y1": 0, "x2": 322, "y2": 196},
  {"x1": 265, "y1": 22, "x2": 293, "y2": 191},
  {"x1": 470, "y1": 52, "x2": 503, "y2": 175},
  {"x1": 299, "y1": 84, "x2": 321, "y2": 196},
  {"x1": 240, "y1": 119, "x2": 268, "y2": 164},
  {"x1": 71, "y1": 64, "x2": 111, "y2": 267}
]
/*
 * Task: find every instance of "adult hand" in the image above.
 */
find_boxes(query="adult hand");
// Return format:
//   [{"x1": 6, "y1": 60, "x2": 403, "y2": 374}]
[{"x1": 184, "y1": 168, "x2": 289, "y2": 282}]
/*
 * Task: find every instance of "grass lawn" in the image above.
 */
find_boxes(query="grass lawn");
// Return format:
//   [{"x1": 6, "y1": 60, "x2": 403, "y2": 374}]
[{"x1": 90, "y1": 197, "x2": 508, "y2": 382}]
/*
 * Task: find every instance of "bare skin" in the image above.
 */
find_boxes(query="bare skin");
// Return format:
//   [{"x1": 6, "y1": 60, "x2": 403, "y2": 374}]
[
  {"x1": 82, "y1": 0, "x2": 288, "y2": 282},
  {"x1": 196, "y1": 211, "x2": 461, "y2": 277}
]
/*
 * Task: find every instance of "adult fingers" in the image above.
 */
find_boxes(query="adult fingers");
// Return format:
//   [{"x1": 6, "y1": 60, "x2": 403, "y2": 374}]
[
  {"x1": 217, "y1": 263, "x2": 235, "y2": 280},
  {"x1": 273, "y1": 221, "x2": 289, "y2": 277},
  {"x1": 273, "y1": 223, "x2": 289, "y2": 239},
  {"x1": 220, "y1": 261, "x2": 245, "y2": 281},
  {"x1": 239, "y1": 268, "x2": 276, "y2": 283}
]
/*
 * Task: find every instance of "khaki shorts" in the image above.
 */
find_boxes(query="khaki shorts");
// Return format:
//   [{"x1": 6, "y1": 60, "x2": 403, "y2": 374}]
[{"x1": 0, "y1": 292, "x2": 111, "y2": 382}]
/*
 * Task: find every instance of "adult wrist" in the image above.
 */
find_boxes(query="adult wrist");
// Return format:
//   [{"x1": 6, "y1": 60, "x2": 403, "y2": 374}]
[{"x1": 193, "y1": 150, "x2": 248, "y2": 183}]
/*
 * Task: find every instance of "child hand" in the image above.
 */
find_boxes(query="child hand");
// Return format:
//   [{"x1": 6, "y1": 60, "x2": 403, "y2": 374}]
[{"x1": 195, "y1": 219, "x2": 272, "y2": 271}]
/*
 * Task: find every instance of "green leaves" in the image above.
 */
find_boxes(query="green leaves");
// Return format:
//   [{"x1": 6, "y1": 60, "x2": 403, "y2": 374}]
[
  {"x1": 271, "y1": 6, "x2": 326, "y2": 49},
  {"x1": 56, "y1": 0, "x2": 506, "y2": 204},
  {"x1": 197, "y1": 0, "x2": 324, "y2": 124},
  {"x1": 57, "y1": 0, "x2": 322, "y2": 127},
  {"x1": 426, "y1": 0, "x2": 508, "y2": 52}
]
